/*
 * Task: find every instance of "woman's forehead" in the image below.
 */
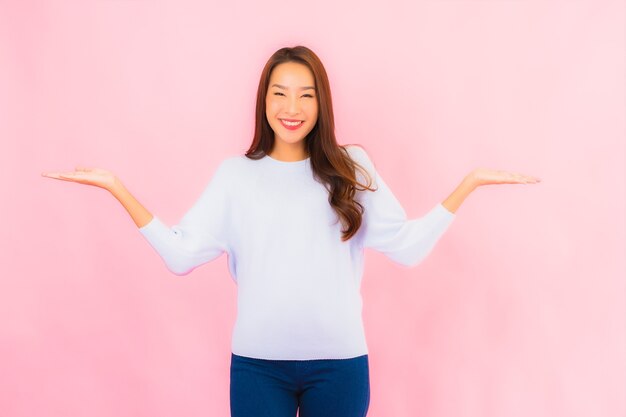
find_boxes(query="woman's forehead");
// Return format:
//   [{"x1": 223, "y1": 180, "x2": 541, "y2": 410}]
[{"x1": 270, "y1": 62, "x2": 314, "y2": 85}]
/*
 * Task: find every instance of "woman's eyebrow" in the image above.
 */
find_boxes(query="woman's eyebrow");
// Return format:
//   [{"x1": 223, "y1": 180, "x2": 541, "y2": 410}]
[{"x1": 271, "y1": 84, "x2": 316, "y2": 91}]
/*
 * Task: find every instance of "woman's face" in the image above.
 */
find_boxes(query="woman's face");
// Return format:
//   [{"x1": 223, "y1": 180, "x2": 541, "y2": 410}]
[{"x1": 265, "y1": 61, "x2": 319, "y2": 152}]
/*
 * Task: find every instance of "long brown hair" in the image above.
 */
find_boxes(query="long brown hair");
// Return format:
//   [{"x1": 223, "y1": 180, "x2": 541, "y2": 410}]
[{"x1": 245, "y1": 45, "x2": 375, "y2": 241}]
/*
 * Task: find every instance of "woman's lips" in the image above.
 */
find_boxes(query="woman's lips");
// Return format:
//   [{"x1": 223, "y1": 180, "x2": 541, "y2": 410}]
[{"x1": 280, "y1": 119, "x2": 304, "y2": 130}]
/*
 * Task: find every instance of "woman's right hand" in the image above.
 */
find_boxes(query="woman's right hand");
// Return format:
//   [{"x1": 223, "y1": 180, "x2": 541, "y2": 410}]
[{"x1": 41, "y1": 166, "x2": 118, "y2": 191}]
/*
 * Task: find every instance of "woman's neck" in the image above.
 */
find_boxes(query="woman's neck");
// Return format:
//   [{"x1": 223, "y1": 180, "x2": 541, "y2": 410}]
[{"x1": 268, "y1": 142, "x2": 309, "y2": 162}]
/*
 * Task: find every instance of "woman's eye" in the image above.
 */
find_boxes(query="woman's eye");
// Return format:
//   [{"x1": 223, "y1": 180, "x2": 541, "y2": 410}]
[{"x1": 272, "y1": 92, "x2": 314, "y2": 98}]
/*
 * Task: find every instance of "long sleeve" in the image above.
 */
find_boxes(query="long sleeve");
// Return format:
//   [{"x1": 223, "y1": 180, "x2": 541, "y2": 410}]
[
  {"x1": 138, "y1": 159, "x2": 232, "y2": 276},
  {"x1": 349, "y1": 145, "x2": 455, "y2": 267}
]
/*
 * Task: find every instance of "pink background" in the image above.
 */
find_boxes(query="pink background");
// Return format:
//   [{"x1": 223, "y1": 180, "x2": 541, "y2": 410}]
[{"x1": 1, "y1": 1, "x2": 624, "y2": 416}]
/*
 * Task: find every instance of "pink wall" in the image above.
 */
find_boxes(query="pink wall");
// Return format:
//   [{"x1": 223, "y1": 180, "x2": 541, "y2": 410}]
[{"x1": 2, "y1": 1, "x2": 624, "y2": 416}]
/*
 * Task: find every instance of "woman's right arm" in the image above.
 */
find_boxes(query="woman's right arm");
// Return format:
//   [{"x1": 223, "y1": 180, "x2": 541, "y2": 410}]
[
  {"x1": 41, "y1": 167, "x2": 152, "y2": 229},
  {"x1": 42, "y1": 163, "x2": 231, "y2": 275},
  {"x1": 108, "y1": 178, "x2": 154, "y2": 229}
]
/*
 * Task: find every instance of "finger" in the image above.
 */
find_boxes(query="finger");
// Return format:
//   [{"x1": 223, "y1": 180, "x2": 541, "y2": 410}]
[
  {"x1": 59, "y1": 172, "x2": 83, "y2": 179},
  {"x1": 512, "y1": 173, "x2": 535, "y2": 183},
  {"x1": 41, "y1": 172, "x2": 63, "y2": 179},
  {"x1": 41, "y1": 172, "x2": 78, "y2": 181},
  {"x1": 42, "y1": 172, "x2": 73, "y2": 178},
  {"x1": 520, "y1": 176, "x2": 540, "y2": 184}
]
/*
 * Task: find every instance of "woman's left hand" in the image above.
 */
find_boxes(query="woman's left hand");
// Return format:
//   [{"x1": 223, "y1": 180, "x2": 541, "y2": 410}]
[
  {"x1": 469, "y1": 168, "x2": 541, "y2": 187},
  {"x1": 441, "y1": 168, "x2": 541, "y2": 214}
]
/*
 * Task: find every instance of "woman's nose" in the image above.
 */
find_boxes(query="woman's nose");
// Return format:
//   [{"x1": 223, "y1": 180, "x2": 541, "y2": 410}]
[{"x1": 287, "y1": 96, "x2": 300, "y2": 114}]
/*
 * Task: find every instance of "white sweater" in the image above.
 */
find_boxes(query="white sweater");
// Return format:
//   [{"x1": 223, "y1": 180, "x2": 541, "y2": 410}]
[{"x1": 138, "y1": 145, "x2": 455, "y2": 360}]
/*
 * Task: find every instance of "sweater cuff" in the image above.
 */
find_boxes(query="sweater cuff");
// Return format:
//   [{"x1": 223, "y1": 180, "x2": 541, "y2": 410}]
[
  {"x1": 436, "y1": 202, "x2": 456, "y2": 218},
  {"x1": 138, "y1": 215, "x2": 169, "y2": 242}
]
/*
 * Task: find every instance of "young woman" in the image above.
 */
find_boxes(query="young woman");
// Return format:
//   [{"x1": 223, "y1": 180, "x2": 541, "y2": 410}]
[{"x1": 42, "y1": 45, "x2": 540, "y2": 417}]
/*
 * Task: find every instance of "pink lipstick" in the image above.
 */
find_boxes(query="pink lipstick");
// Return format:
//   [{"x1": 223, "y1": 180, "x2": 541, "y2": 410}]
[{"x1": 280, "y1": 119, "x2": 304, "y2": 131}]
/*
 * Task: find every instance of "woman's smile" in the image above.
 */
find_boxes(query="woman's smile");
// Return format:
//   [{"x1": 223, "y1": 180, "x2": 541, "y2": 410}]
[{"x1": 280, "y1": 119, "x2": 304, "y2": 130}]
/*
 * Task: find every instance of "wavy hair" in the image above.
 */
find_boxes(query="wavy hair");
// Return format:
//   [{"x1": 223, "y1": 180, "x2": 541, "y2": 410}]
[{"x1": 245, "y1": 45, "x2": 375, "y2": 241}]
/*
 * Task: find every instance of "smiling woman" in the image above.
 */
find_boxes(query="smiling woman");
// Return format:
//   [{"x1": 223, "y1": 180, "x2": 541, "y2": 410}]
[
  {"x1": 245, "y1": 46, "x2": 380, "y2": 244},
  {"x1": 41, "y1": 44, "x2": 540, "y2": 417}
]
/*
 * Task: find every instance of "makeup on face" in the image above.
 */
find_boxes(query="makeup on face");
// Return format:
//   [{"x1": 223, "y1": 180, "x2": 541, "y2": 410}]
[{"x1": 265, "y1": 62, "x2": 319, "y2": 159}]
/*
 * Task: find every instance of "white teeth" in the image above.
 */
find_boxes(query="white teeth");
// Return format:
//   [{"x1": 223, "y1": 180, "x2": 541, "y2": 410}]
[{"x1": 282, "y1": 120, "x2": 303, "y2": 126}]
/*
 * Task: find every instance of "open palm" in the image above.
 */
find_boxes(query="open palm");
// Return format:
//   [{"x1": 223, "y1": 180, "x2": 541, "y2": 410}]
[
  {"x1": 41, "y1": 166, "x2": 117, "y2": 191},
  {"x1": 471, "y1": 168, "x2": 541, "y2": 186}
]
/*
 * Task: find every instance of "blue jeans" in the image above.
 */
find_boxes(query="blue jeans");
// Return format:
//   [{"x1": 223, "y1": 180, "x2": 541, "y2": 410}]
[{"x1": 230, "y1": 353, "x2": 370, "y2": 417}]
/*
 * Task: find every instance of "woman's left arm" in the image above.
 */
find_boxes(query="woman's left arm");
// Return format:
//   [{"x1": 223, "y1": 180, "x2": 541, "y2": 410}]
[{"x1": 442, "y1": 169, "x2": 542, "y2": 214}]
